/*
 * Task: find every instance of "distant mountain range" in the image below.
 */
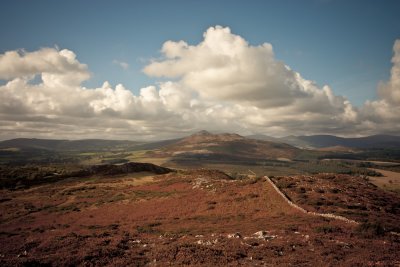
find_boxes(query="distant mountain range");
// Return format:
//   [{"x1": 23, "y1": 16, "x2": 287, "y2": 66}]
[
  {"x1": 0, "y1": 138, "x2": 142, "y2": 152},
  {"x1": 247, "y1": 134, "x2": 400, "y2": 149},
  {"x1": 0, "y1": 133, "x2": 399, "y2": 154}
]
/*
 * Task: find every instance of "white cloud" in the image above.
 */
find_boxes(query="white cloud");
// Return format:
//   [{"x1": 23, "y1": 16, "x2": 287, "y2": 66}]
[
  {"x1": 0, "y1": 48, "x2": 89, "y2": 86},
  {"x1": 144, "y1": 26, "x2": 359, "y2": 134},
  {"x1": 378, "y1": 40, "x2": 400, "y2": 105},
  {"x1": 145, "y1": 26, "x2": 330, "y2": 109},
  {"x1": 0, "y1": 26, "x2": 399, "y2": 140},
  {"x1": 358, "y1": 40, "x2": 400, "y2": 134},
  {"x1": 113, "y1": 60, "x2": 129, "y2": 70}
]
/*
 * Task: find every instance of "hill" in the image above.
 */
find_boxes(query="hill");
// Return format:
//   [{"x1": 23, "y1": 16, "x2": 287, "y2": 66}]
[
  {"x1": 249, "y1": 134, "x2": 400, "y2": 149},
  {"x1": 291, "y1": 134, "x2": 400, "y2": 149},
  {"x1": 0, "y1": 138, "x2": 142, "y2": 152},
  {"x1": 147, "y1": 131, "x2": 300, "y2": 162}
]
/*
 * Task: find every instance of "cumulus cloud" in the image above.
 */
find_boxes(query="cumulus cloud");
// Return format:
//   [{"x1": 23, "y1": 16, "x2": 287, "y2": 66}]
[
  {"x1": 0, "y1": 48, "x2": 89, "y2": 86},
  {"x1": 377, "y1": 40, "x2": 400, "y2": 105},
  {"x1": 0, "y1": 48, "x2": 182, "y2": 140},
  {"x1": 144, "y1": 26, "x2": 304, "y2": 107},
  {"x1": 144, "y1": 26, "x2": 352, "y2": 116},
  {"x1": 113, "y1": 60, "x2": 129, "y2": 70},
  {"x1": 358, "y1": 40, "x2": 400, "y2": 135},
  {"x1": 0, "y1": 26, "x2": 399, "y2": 140},
  {"x1": 144, "y1": 26, "x2": 359, "y2": 134}
]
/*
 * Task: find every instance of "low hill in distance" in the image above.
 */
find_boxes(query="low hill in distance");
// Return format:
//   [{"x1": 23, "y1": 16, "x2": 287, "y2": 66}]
[
  {"x1": 0, "y1": 138, "x2": 142, "y2": 152},
  {"x1": 1, "y1": 132, "x2": 399, "y2": 166},
  {"x1": 2, "y1": 133, "x2": 399, "y2": 153},
  {"x1": 248, "y1": 134, "x2": 400, "y2": 149},
  {"x1": 293, "y1": 134, "x2": 400, "y2": 149},
  {"x1": 146, "y1": 130, "x2": 301, "y2": 162}
]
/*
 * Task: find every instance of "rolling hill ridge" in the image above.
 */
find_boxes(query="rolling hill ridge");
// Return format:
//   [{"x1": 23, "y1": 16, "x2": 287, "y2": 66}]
[
  {"x1": 147, "y1": 130, "x2": 301, "y2": 161},
  {"x1": 248, "y1": 134, "x2": 400, "y2": 149}
]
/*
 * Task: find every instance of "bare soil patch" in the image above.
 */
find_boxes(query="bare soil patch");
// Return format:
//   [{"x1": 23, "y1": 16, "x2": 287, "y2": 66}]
[{"x1": 368, "y1": 168, "x2": 400, "y2": 193}]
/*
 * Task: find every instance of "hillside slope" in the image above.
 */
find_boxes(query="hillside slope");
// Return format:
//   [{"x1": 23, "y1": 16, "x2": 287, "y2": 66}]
[
  {"x1": 0, "y1": 138, "x2": 142, "y2": 151},
  {"x1": 249, "y1": 134, "x2": 400, "y2": 149},
  {"x1": 147, "y1": 131, "x2": 300, "y2": 161},
  {"x1": 1, "y1": 169, "x2": 398, "y2": 266}
]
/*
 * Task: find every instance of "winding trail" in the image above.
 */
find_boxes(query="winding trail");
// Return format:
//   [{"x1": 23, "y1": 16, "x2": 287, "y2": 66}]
[{"x1": 264, "y1": 176, "x2": 359, "y2": 225}]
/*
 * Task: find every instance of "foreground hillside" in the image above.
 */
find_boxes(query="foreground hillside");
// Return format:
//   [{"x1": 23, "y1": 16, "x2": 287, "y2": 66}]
[{"x1": 1, "y1": 166, "x2": 399, "y2": 266}]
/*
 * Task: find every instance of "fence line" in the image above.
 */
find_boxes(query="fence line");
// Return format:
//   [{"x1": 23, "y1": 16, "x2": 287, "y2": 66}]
[{"x1": 264, "y1": 176, "x2": 358, "y2": 225}]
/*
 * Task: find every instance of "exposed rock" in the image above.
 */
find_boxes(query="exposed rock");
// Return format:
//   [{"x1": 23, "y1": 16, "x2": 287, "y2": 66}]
[
  {"x1": 252, "y1": 231, "x2": 277, "y2": 241},
  {"x1": 227, "y1": 232, "x2": 242, "y2": 239}
]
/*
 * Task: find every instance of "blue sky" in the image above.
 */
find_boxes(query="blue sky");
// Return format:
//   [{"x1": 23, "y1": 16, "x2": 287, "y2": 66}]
[
  {"x1": 0, "y1": 0, "x2": 399, "y2": 139},
  {"x1": 1, "y1": 0, "x2": 399, "y2": 106}
]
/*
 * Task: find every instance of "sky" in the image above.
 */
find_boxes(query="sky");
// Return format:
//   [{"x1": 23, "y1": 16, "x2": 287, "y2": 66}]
[{"x1": 0, "y1": 0, "x2": 399, "y2": 140}]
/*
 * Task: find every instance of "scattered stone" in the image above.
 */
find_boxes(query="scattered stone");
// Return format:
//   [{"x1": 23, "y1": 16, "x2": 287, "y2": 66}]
[
  {"x1": 17, "y1": 250, "x2": 27, "y2": 258},
  {"x1": 335, "y1": 240, "x2": 352, "y2": 249},
  {"x1": 253, "y1": 231, "x2": 276, "y2": 240},
  {"x1": 227, "y1": 232, "x2": 242, "y2": 239},
  {"x1": 195, "y1": 238, "x2": 218, "y2": 246}
]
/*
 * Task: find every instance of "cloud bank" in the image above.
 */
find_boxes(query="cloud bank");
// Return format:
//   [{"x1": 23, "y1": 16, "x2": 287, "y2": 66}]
[{"x1": 0, "y1": 26, "x2": 399, "y2": 140}]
